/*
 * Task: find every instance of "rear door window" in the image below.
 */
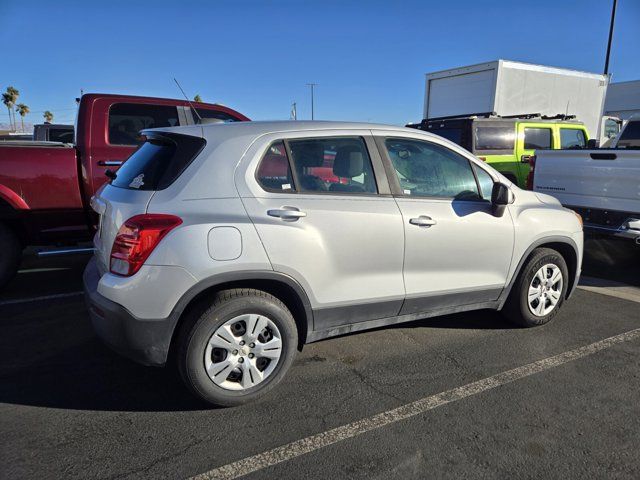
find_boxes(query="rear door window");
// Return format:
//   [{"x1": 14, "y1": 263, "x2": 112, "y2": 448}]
[
  {"x1": 474, "y1": 126, "x2": 515, "y2": 151},
  {"x1": 287, "y1": 137, "x2": 377, "y2": 194},
  {"x1": 560, "y1": 128, "x2": 587, "y2": 149},
  {"x1": 111, "y1": 133, "x2": 205, "y2": 190},
  {"x1": 523, "y1": 128, "x2": 552, "y2": 149},
  {"x1": 109, "y1": 103, "x2": 179, "y2": 146}
]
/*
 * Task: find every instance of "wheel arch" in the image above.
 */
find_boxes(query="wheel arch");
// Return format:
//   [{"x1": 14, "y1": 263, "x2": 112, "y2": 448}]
[
  {"x1": 499, "y1": 236, "x2": 580, "y2": 307},
  {"x1": 167, "y1": 271, "x2": 314, "y2": 360}
]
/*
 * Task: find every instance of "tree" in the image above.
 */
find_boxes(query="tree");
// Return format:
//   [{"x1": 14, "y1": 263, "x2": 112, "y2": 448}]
[
  {"x1": 193, "y1": 94, "x2": 202, "y2": 102},
  {"x1": 5, "y1": 87, "x2": 19, "y2": 131},
  {"x1": 16, "y1": 103, "x2": 30, "y2": 131},
  {"x1": 43, "y1": 110, "x2": 54, "y2": 123},
  {"x1": 2, "y1": 93, "x2": 13, "y2": 130}
]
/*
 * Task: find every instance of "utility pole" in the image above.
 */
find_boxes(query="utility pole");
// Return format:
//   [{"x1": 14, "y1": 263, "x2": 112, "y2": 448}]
[
  {"x1": 604, "y1": 0, "x2": 617, "y2": 75},
  {"x1": 306, "y1": 83, "x2": 317, "y2": 120}
]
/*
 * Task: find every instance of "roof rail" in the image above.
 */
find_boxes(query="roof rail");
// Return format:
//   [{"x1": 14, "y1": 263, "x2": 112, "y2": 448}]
[{"x1": 418, "y1": 112, "x2": 578, "y2": 123}]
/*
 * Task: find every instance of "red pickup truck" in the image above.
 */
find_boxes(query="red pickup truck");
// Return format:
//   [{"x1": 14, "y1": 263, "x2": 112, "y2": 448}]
[{"x1": 0, "y1": 93, "x2": 249, "y2": 288}]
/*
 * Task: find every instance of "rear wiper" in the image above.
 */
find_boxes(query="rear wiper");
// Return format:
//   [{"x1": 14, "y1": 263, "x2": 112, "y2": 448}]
[{"x1": 105, "y1": 169, "x2": 117, "y2": 181}]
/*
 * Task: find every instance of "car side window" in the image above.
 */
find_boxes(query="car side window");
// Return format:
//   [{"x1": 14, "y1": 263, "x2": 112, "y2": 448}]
[
  {"x1": 560, "y1": 129, "x2": 586, "y2": 149},
  {"x1": 523, "y1": 128, "x2": 552, "y2": 149},
  {"x1": 287, "y1": 137, "x2": 377, "y2": 194},
  {"x1": 473, "y1": 164, "x2": 494, "y2": 201},
  {"x1": 108, "y1": 103, "x2": 179, "y2": 146},
  {"x1": 384, "y1": 138, "x2": 481, "y2": 200},
  {"x1": 256, "y1": 141, "x2": 294, "y2": 192}
]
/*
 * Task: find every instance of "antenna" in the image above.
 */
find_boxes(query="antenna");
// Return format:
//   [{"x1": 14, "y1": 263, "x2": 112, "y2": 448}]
[{"x1": 173, "y1": 78, "x2": 202, "y2": 122}]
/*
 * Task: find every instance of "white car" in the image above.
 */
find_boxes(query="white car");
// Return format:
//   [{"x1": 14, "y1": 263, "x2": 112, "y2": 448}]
[{"x1": 84, "y1": 121, "x2": 583, "y2": 406}]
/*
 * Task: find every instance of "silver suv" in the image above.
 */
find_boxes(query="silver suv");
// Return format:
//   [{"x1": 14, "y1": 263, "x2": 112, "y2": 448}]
[{"x1": 84, "y1": 121, "x2": 583, "y2": 406}]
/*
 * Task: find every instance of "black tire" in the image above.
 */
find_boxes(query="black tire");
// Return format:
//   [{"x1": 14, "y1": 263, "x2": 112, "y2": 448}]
[
  {"x1": 177, "y1": 288, "x2": 297, "y2": 407},
  {"x1": 0, "y1": 223, "x2": 22, "y2": 290},
  {"x1": 503, "y1": 247, "x2": 569, "y2": 327}
]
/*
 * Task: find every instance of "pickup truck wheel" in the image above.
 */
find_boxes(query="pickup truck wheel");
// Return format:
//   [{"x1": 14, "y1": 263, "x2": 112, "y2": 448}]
[
  {"x1": 177, "y1": 288, "x2": 297, "y2": 407},
  {"x1": 503, "y1": 248, "x2": 569, "y2": 327},
  {"x1": 0, "y1": 223, "x2": 21, "y2": 290}
]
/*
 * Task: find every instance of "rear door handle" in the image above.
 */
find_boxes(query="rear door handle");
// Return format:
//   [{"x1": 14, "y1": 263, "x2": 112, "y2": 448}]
[
  {"x1": 409, "y1": 215, "x2": 437, "y2": 227},
  {"x1": 267, "y1": 207, "x2": 307, "y2": 221},
  {"x1": 98, "y1": 160, "x2": 124, "y2": 167}
]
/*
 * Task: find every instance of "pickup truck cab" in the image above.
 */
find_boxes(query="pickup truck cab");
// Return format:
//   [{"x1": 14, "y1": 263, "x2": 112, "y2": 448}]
[
  {"x1": 408, "y1": 115, "x2": 590, "y2": 189},
  {"x1": 531, "y1": 116, "x2": 640, "y2": 243},
  {"x1": 0, "y1": 93, "x2": 249, "y2": 288}
]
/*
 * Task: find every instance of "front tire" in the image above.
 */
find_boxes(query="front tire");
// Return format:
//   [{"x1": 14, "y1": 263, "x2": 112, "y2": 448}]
[
  {"x1": 177, "y1": 288, "x2": 297, "y2": 407},
  {"x1": 503, "y1": 248, "x2": 569, "y2": 327},
  {"x1": 0, "y1": 223, "x2": 21, "y2": 290}
]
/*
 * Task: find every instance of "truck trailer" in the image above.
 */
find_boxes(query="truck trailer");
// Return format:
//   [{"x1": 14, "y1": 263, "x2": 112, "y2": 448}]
[{"x1": 422, "y1": 59, "x2": 611, "y2": 140}]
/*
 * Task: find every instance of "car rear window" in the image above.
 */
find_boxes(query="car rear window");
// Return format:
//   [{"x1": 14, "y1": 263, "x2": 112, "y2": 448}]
[{"x1": 111, "y1": 133, "x2": 205, "y2": 191}]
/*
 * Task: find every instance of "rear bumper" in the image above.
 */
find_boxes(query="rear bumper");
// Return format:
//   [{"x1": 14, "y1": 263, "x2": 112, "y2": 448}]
[{"x1": 83, "y1": 257, "x2": 174, "y2": 366}]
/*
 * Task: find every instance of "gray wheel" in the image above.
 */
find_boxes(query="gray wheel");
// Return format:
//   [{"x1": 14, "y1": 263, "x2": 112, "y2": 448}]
[
  {"x1": 177, "y1": 288, "x2": 297, "y2": 407},
  {"x1": 0, "y1": 223, "x2": 21, "y2": 290},
  {"x1": 503, "y1": 248, "x2": 569, "y2": 327}
]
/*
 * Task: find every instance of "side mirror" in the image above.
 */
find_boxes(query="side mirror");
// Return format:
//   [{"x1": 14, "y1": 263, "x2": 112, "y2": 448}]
[
  {"x1": 491, "y1": 183, "x2": 510, "y2": 217},
  {"x1": 587, "y1": 139, "x2": 599, "y2": 149}
]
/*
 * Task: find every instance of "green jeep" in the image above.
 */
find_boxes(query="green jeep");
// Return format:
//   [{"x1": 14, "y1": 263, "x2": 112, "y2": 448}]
[{"x1": 407, "y1": 115, "x2": 590, "y2": 188}]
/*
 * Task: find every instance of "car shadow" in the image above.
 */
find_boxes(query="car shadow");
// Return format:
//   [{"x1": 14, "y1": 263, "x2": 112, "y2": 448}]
[
  {"x1": 0, "y1": 305, "x2": 210, "y2": 412},
  {"x1": 0, "y1": 301, "x2": 510, "y2": 413}
]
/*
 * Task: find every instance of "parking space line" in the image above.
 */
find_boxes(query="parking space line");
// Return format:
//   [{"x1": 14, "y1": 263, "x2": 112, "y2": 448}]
[
  {"x1": 0, "y1": 291, "x2": 83, "y2": 306},
  {"x1": 190, "y1": 328, "x2": 640, "y2": 480}
]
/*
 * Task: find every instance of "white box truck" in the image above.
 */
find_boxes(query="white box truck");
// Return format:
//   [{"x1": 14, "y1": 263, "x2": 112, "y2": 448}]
[{"x1": 422, "y1": 60, "x2": 611, "y2": 140}]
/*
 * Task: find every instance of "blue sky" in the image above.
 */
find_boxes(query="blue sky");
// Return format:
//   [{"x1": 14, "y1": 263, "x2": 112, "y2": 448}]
[{"x1": 1, "y1": 0, "x2": 638, "y2": 126}]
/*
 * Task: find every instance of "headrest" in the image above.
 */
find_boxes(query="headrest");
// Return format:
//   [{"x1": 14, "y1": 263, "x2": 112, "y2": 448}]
[
  {"x1": 333, "y1": 146, "x2": 364, "y2": 178},
  {"x1": 291, "y1": 142, "x2": 324, "y2": 167}
]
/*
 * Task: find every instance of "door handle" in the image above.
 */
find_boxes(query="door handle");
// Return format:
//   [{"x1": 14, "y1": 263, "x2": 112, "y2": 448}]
[
  {"x1": 409, "y1": 216, "x2": 437, "y2": 227},
  {"x1": 267, "y1": 207, "x2": 307, "y2": 221},
  {"x1": 98, "y1": 160, "x2": 124, "y2": 167}
]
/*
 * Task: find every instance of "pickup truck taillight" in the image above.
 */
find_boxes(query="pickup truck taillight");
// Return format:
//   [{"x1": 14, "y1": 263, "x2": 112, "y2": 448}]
[
  {"x1": 525, "y1": 155, "x2": 537, "y2": 190},
  {"x1": 110, "y1": 214, "x2": 182, "y2": 277}
]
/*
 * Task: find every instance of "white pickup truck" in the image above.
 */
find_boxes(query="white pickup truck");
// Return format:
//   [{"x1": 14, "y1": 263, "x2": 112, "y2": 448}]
[{"x1": 532, "y1": 117, "x2": 640, "y2": 243}]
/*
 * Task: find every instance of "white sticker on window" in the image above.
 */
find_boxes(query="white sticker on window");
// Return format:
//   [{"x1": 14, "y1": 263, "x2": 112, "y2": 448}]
[
  {"x1": 282, "y1": 183, "x2": 291, "y2": 190},
  {"x1": 129, "y1": 174, "x2": 145, "y2": 189},
  {"x1": 403, "y1": 189, "x2": 411, "y2": 195}
]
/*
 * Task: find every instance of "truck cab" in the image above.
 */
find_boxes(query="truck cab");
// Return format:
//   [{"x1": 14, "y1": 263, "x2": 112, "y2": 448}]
[
  {"x1": 408, "y1": 115, "x2": 590, "y2": 188},
  {"x1": 0, "y1": 93, "x2": 249, "y2": 289}
]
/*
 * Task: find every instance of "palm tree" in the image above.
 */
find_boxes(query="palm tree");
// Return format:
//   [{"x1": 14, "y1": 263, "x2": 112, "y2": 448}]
[
  {"x1": 2, "y1": 93, "x2": 13, "y2": 130},
  {"x1": 43, "y1": 110, "x2": 54, "y2": 123},
  {"x1": 6, "y1": 87, "x2": 19, "y2": 131},
  {"x1": 194, "y1": 94, "x2": 203, "y2": 102},
  {"x1": 16, "y1": 103, "x2": 30, "y2": 132}
]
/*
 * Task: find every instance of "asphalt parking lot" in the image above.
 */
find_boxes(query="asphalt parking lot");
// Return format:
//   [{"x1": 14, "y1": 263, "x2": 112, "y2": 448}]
[{"x1": 1, "y1": 236, "x2": 639, "y2": 479}]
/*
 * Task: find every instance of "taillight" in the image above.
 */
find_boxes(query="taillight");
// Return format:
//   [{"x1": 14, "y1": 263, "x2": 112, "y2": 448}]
[
  {"x1": 110, "y1": 214, "x2": 182, "y2": 276},
  {"x1": 478, "y1": 156, "x2": 487, "y2": 162},
  {"x1": 525, "y1": 155, "x2": 537, "y2": 190}
]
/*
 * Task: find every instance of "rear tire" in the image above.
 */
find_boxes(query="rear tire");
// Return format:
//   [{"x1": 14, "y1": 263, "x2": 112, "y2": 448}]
[
  {"x1": 177, "y1": 288, "x2": 297, "y2": 407},
  {"x1": 0, "y1": 223, "x2": 21, "y2": 290},
  {"x1": 503, "y1": 248, "x2": 569, "y2": 327}
]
